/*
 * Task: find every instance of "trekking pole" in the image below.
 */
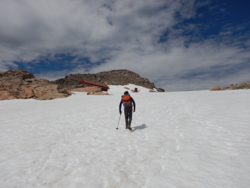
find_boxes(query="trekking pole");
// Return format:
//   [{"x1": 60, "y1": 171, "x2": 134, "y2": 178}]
[{"x1": 116, "y1": 114, "x2": 121, "y2": 130}]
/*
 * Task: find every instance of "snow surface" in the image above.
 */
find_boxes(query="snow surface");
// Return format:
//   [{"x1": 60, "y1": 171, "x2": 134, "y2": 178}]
[{"x1": 0, "y1": 85, "x2": 250, "y2": 188}]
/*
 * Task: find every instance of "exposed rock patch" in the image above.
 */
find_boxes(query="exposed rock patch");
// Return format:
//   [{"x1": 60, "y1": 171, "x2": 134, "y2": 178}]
[
  {"x1": 210, "y1": 81, "x2": 250, "y2": 91},
  {"x1": 70, "y1": 86, "x2": 102, "y2": 93},
  {"x1": 70, "y1": 86, "x2": 108, "y2": 95},
  {"x1": 87, "y1": 92, "x2": 109, "y2": 95},
  {"x1": 0, "y1": 70, "x2": 71, "y2": 100},
  {"x1": 210, "y1": 86, "x2": 221, "y2": 91},
  {"x1": 52, "y1": 69, "x2": 165, "y2": 92}
]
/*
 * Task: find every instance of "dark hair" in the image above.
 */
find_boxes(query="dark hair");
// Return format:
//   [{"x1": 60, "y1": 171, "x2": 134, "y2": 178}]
[{"x1": 124, "y1": 91, "x2": 129, "y2": 95}]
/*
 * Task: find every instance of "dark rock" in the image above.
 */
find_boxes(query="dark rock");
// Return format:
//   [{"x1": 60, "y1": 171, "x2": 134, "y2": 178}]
[
  {"x1": 156, "y1": 88, "x2": 165, "y2": 92},
  {"x1": 22, "y1": 73, "x2": 35, "y2": 80}
]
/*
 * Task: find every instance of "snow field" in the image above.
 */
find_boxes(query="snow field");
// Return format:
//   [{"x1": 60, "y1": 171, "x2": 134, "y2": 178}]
[{"x1": 0, "y1": 87, "x2": 250, "y2": 188}]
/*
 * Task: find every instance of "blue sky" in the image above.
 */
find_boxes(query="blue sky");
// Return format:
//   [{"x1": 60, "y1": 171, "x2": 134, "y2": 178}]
[{"x1": 0, "y1": 0, "x2": 249, "y2": 91}]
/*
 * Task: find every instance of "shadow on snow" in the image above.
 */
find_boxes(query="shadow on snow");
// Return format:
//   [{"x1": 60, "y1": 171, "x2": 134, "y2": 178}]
[{"x1": 132, "y1": 124, "x2": 147, "y2": 132}]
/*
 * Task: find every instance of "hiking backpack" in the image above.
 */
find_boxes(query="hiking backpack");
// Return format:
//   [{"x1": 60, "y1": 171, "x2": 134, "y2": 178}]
[{"x1": 122, "y1": 95, "x2": 132, "y2": 108}]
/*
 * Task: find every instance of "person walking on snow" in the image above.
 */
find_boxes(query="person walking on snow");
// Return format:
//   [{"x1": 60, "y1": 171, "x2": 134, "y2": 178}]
[{"x1": 119, "y1": 91, "x2": 136, "y2": 130}]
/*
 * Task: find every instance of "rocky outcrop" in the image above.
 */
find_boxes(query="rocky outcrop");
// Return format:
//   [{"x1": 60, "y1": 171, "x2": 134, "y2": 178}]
[
  {"x1": 0, "y1": 70, "x2": 71, "y2": 100},
  {"x1": 210, "y1": 86, "x2": 221, "y2": 91},
  {"x1": 210, "y1": 81, "x2": 250, "y2": 91},
  {"x1": 52, "y1": 69, "x2": 165, "y2": 92}
]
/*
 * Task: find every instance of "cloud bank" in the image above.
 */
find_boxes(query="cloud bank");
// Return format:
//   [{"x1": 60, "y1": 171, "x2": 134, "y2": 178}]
[{"x1": 0, "y1": 0, "x2": 249, "y2": 91}]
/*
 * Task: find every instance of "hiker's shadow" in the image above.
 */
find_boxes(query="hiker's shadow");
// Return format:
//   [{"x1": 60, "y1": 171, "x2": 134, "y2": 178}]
[{"x1": 132, "y1": 124, "x2": 147, "y2": 132}]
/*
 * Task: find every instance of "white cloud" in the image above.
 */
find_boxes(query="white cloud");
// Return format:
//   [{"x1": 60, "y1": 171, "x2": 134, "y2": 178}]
[
  {"x1": 0, "y1": 61, "x2": 18, "y2": 72},
  {"x1": 0, "y1": 0, "x2": 249, "y2": 91},
  {"x1": 0, "y1": 0, "x2": 181, "y2": 62}
]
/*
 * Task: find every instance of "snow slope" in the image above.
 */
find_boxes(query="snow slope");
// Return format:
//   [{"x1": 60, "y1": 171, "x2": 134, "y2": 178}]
[
  {"x1": 107, "y1": 84, "x2": 157, "y2": 94},
  {"x1": 0, "y1": 86, "x2": 250, "y2": 188}
]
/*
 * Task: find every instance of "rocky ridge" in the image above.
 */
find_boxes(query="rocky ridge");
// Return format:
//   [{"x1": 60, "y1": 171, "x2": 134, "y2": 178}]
[
  {"x1": 0, "y1": 70, "x2": 71, "y2": 100},
  {"x1": 52, "y1": 69, "x2": 165, "y2": 92},
  {"x1": 210, "y1": 81, "x2": 250, "y2": 91}
]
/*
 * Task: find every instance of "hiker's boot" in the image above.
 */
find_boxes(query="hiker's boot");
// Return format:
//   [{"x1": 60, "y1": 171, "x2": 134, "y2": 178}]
[{"x1": 128, "y1": 125, "x2": 132, "y2": 131}]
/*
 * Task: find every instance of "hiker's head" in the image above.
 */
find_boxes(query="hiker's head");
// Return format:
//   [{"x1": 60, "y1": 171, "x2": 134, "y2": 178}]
[{"x1": 124, "y1": 91, "x2": 129, "y2": 95}]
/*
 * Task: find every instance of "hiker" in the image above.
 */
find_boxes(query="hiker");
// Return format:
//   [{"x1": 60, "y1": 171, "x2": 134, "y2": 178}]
[{"x1": 119, "y1": 91, "x2": 136, "y2": 130}]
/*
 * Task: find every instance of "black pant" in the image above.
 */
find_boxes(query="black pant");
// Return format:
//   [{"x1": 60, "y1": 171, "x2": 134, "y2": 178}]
[{"x1": 124, "y1": 108, "x2": 133, "y2": 127}]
